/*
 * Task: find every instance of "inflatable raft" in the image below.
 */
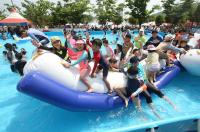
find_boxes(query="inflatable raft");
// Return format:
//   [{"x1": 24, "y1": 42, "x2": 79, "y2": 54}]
[{"x1": 17, "y1": 52, "x2": 181, "y2": 111}]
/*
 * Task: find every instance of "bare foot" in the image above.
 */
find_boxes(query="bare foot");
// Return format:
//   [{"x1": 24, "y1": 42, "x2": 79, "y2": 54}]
[
  {"x1": 86, "y1": 88, "x2": 93, "y2": 93},
  {"x1": 125, "y1": 99, "x2": 129, "y2": 108}
]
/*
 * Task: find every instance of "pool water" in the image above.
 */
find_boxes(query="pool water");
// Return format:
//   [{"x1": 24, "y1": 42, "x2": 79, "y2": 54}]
[{"x1": 0, "y1": 33, "x2": 200, "y2": 132}]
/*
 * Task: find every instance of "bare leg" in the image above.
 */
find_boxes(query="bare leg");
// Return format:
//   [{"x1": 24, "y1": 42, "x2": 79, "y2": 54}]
[
  {"x1": 148, "y1": 103, "x2": 162, "y2": 119},
  {"x1": 162, "y1": 96, "x2": 178, "y2": 110},
  {"x1": 132, "y1": 97, "x2": 142, "y2": 111},
  {"x1": 132, "y1": 98, "x2": 148, "y2": 121},
  {"x1": 149, "y1": 73, "x2": 154, "y2": 84},
  {"x1": 115, "y1": 88, "x2": 129, "y2": 107},
  {"x1": 103, "y1": 77, "x2": 112, "y2": 93},
  {"x1": 80, "y1": 68, "x2": 93, "y2": 92}
]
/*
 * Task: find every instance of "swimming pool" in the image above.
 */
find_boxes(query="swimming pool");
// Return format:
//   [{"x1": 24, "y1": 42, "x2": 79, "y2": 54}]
[{"x1": 0, "y1": 32, "x2": 200, "y2": 132}]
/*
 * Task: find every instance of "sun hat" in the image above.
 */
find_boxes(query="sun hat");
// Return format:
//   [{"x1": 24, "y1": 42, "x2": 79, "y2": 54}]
[
  {"x1": 51, "y1": 36, "x2": 61, "y2": 43},
  {"x1": 164, "y1": 34, "x2": 175, "y2": 41},
  {"x1": 147, "y1": 45, "x2": 156, "y2": 51}
]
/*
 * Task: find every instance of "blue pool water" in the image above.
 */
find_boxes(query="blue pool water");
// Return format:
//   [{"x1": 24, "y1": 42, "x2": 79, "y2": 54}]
[{"x1": 0, "y1": 33, "x2": 200, "y2": 132}]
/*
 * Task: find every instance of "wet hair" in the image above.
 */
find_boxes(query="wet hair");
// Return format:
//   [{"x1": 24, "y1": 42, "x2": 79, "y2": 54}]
[
  {"x1": 20, "y1": 30, "x2": 26, "y2": 36},
  {"x1": 21, "y1": 50, "x2": 27, "y2": 55},
  {"x1": 109, "y1": 58, "x2": 117, "y2": 64},
  {"x1": 132, "y1": 49, "x2": 139, "y2": 54},
  {"x1": 125, "y1": 34, "x2": 131, "y2": 39},
  {"x1": 15, "y1": 53, "x2": 22, "y2": 60},
  {"x1": 12, "y1": 43, "x2": 17, "y2": 49},
  {"x1": 113, "y1": 29, "x2": 117, "y2": 34},
  {"x1": 152, "y1": 30, "x2": 158, "y2": 34},
  {"x1": 189, "y1": 32, "x2": 194, "y2": 36},
  {"x1": 4, "y1": 43, "x2": 13, "y2": 51},
  {"x1": 103, "y1": 39, "x2": 108, "y2": 44},
  {"x1": 127, "y1": 66, "x2": 138, "y2": 76},
  {"x1": 116, "y1": 44, "x2": 122, "y2": 52},
  {"x1": 92, "y1": 39, "x2": 102, "y2": 48}
]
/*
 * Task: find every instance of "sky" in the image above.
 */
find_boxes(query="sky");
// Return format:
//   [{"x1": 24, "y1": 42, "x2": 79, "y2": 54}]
[{"x1": 0, "y1": 0, "x2": 163, "y2": 12}]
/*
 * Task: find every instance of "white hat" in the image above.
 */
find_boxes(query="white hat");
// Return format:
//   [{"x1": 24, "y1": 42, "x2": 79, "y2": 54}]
[
  {"x1": 147, "y1": 45, "x2": 156, "y2": 51},
  {"x1": 139, "y1": 28, "x2": 144, "y2": 32},
  {"x1": 164, "y1": 34, "x2": 175, "y2": 41}
]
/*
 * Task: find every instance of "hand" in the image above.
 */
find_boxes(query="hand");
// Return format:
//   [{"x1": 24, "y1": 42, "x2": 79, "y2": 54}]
[
  {"x1": 180, "y1": 48, "x2": 187, "y2": 54},
  {"x1": 61, "y1": 61, "x2": 71, "y2": 68},
  {"x1": 130, "y1": 94, "x2": 135, "y2": 100},
  {"x1": 31, "y1": 40, "x2": 41, "y2": 47},
  {"x1": 65, "y1": 32, "x2": 72, "y2": 40},
  {"x1": 90, "y1": 74, "x2": 96, "y2": 78}
]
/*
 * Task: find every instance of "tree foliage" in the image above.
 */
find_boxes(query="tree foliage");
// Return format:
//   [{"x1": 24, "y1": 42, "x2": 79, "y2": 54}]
[
  {"x1": 155, "y1": 15, "x2": 165, "y2": 26},
  {"x1": 193, "y1": 3, "x2": 200, "y2": 23},
  {"x1": 0, "y1": 10, "x2": 5, "y2": 20},
  {"x1": 96, "y1": 0, "x2": 124, "y2": 25},
  {"x1": 162, "y1": 0, "x2": 197, "y2": 26},
  {"x1": 126, "y1": 0, "x2": 149, "y2": 26},
  {"x1": 128, "y1": 17, "x2": 138, "y2": 25},
  {"x1": 126, "y1": 0, "x2": 161, "y2": 26},
  {"x1": 21, "y1": 0, "x2": 54, "y2": 27}
]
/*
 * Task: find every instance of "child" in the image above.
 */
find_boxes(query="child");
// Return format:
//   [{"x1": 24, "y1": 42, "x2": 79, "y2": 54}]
[
  {"x1": 20, "y1": 48, "x2": 27, "y2": 61},
  {"x1": 109, "y1": 58, "x2": 120, "y2": 72},
  {"x1": 90, "y1": 39, "x2": 113, "y2": 93},
  {"x1": 11, "y1": 53, "x2": 27, "y2": 76},
  {"x1": 146, "y1": 45, "x2": 160, "y2": 84},
  {"x1": 121, "y1": 33, "x2": 134, "y2": 60},
  {"x1": 63, "y1": 34, "x2": 93, "y2": 92},
  {"x1": 115, "y1": 57, "x2": 161, "y2": 118},
  {"x1": 102, "y1": 39, "x2": 114, "y2": 59},
  {"x1": 177, "y1": 39, "x2": 190, "y2": 51}
]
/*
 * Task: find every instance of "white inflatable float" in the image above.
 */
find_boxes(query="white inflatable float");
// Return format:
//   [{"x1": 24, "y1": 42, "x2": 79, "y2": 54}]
[
  {"x1": 18, "y1": 51, "x2": 180, "y2": 111},
  {"x1": 187, "y1": 33, "x2": 200, "y2": 48},
  {"x1": 24, "y1": 51, "x2": 126, "y2": 93},
  {"x1": 180, "y1": 49, "x2": 200, "y2": 76}
]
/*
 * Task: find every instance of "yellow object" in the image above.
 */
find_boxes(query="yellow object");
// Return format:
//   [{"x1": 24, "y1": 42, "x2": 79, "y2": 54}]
[
  {"x1": 51, "y1": 36, "x2": 61, "y2": 43},
  {"x1": 196, "y1": 50, "x2": 200, "y2": 55},
  {"x1": 0, "y1": 44, "x2": 2, "y2": 48}
]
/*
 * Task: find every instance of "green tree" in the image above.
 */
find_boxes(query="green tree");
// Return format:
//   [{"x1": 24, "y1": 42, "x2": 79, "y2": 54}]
[
  {"x1": 126, "y1": 0, "x2": 161, "y2": 26},
  {"x1": 128, "y1": 17, "x2": 138, "y2": 25},
  {"x1": 51, "y1": 1, "x2": 66, "y2": 26},
  {"x1": 162, "y1": 0, "x2": 175, "y2": 23},
  {"x1": 126, "y1": 0, "x2": 149, "y2": 26},
  {"x1": 21, "y1": 0, "x2": 54, "y2": 27},
  {"x1": 193, "y1": 3, "x2": 200, "y2": 23},
  {"x1": 51, "y1": 0, "x2": 91, "y2": 25},
  {"x1": 155, "y1": 15, "x2": 165, "y2": 26},
  {"x1": 96, "y1": 0, "x2": 124, "y2": 25},
  {"x1": 0, "y1": 10, "x2": 6, "y2": 20}
]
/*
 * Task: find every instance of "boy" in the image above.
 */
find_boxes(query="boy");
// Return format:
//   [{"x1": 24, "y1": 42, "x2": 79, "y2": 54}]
[{"x1": 90, "y1": 39, "x2": 112, "y2": 93}]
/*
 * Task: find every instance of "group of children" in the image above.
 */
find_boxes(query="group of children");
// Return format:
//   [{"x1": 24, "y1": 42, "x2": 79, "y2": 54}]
[
  {"x1": 3, "y1": 43, "x2": 27, "y2": 76},
  {"x1": 23, "y1": 27, "x2": 196, "y2": 118}
]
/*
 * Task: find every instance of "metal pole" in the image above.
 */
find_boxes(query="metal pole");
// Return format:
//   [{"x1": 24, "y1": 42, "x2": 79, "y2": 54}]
[{"x1": 198, "y1": 119, "x2": 200, "y2": 132}]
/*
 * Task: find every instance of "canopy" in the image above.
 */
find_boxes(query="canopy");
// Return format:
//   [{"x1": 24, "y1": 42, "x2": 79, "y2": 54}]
[{"x1": 0, "y1": 8, "x2": 30, "y2": 26}]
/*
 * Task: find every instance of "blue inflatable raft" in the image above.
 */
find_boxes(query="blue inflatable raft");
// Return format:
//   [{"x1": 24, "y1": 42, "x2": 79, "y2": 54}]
[{"x1": 17, "y1": 65, "x2": 180, "y2": 111}]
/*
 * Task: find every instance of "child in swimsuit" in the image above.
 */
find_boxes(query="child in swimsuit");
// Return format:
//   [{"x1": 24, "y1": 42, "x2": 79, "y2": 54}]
[
  {"x1": 63, "y1": 34, "x2": 93, "y2": 92},
  {"x1": 90, "y1": 39, "x2": 113, "y2": 93}
]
